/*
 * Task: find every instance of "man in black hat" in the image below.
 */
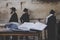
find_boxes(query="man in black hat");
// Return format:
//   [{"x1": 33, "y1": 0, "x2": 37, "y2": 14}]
[
  {"x1": 6, "y1": 7, "x2": 18, "y2": 40},
  {"x1": 9, "y1": 7, "x2": 18, "y2": 22},
  {"x1": 10, "y1": 7, "x2": 18, "y2": 40},
  {"x1": 46, "y1": 10, "x2": 57, "y2": 40},
  {"x1": 20, "y1": 8, "x2": 30, "y2": 23},
  {"x1": 20, "y1": 8, "x2": 30, "y2": 40}
]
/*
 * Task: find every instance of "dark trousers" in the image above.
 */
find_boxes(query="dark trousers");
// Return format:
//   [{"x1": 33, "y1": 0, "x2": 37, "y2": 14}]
[
  {"x1": 0, "y1": 36, "x2": 4, "y2": 40},
  {"x1": 6, "y1": 36, "x2": 18, "y2": 40},
  {"x1": 20, "y1": 36, "x2": 29, "y2": 40}
]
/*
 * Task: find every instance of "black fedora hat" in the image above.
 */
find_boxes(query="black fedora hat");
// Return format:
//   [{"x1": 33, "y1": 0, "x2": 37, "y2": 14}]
[
  {"x1": 10, "y1": 7, "x2": 16, "y2": 11},
  {"x1": 23, "y1": 8, "x2": 28, "y2": 12},
  {"x1": 50, "y1": 10, "x2": 55, "y2": 14}
]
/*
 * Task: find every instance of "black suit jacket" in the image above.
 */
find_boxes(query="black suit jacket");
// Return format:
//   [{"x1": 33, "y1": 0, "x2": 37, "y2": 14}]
[
  {"x1": 47, "y1": 15, "x2": 56, "y2": 30},
  {"x1": 20, "y1": 13, "x2": 30, "y2": 23},
  {"x1": 9, "y1": 13, "x2": 18, "y2": 22}
]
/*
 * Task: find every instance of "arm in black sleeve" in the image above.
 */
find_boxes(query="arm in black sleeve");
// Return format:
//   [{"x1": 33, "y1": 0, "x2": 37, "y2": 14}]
[{"x1": 20, "y1": 14, "x2": 24, "y2": 23}]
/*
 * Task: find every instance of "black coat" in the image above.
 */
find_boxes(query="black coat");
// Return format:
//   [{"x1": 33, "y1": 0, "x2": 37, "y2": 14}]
[
  {"x1": 9, "y1": 13, "x2": 18, "y2": 22},
  {"x1": 58, "y1": 21, "x2": 60, "y2": 34},
  {"x1": 47, "y1": 15, "x2": 56, "y2": 40},
  {"x1": 20, "y1": 13, "x2": 30, "y2": 23}
]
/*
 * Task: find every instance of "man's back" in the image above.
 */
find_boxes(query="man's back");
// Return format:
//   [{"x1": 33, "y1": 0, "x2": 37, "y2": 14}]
[
  {"x1": 9, "y1": 13, "x2": 18, "y2": 22},
  {"x1": 47, "y1": 15, "x2": 56, "y2": 40},
  {"x1": 20, "y1": 13, "x2": 30, "y2": 23}
]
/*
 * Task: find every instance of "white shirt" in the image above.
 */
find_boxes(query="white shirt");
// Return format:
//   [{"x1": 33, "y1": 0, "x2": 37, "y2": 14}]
[{"x1": 46, "y1": 14, "x2": 53, "y2": 24}]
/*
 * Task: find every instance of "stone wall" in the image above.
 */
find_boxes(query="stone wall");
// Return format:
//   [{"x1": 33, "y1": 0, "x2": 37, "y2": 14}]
[{"x1": 0, "y1": 0, "x2": 60, "y2": 23}]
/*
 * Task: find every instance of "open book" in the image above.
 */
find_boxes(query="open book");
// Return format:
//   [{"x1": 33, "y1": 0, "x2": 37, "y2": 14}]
[
  {"x1": 18, "y1": 22, "x2": 47, "y2": 31},
  {"x1": 30, "y1": 22, "x2": 47, "y2": 31},
  {"x1": 18, "y1": 22, "x2": 34, "y2": 31}
]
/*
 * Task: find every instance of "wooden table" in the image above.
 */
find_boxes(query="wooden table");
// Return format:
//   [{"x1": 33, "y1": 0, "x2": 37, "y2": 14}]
[{"x1": 0, "y1": 29, "x2": 42, "y2": 40}]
